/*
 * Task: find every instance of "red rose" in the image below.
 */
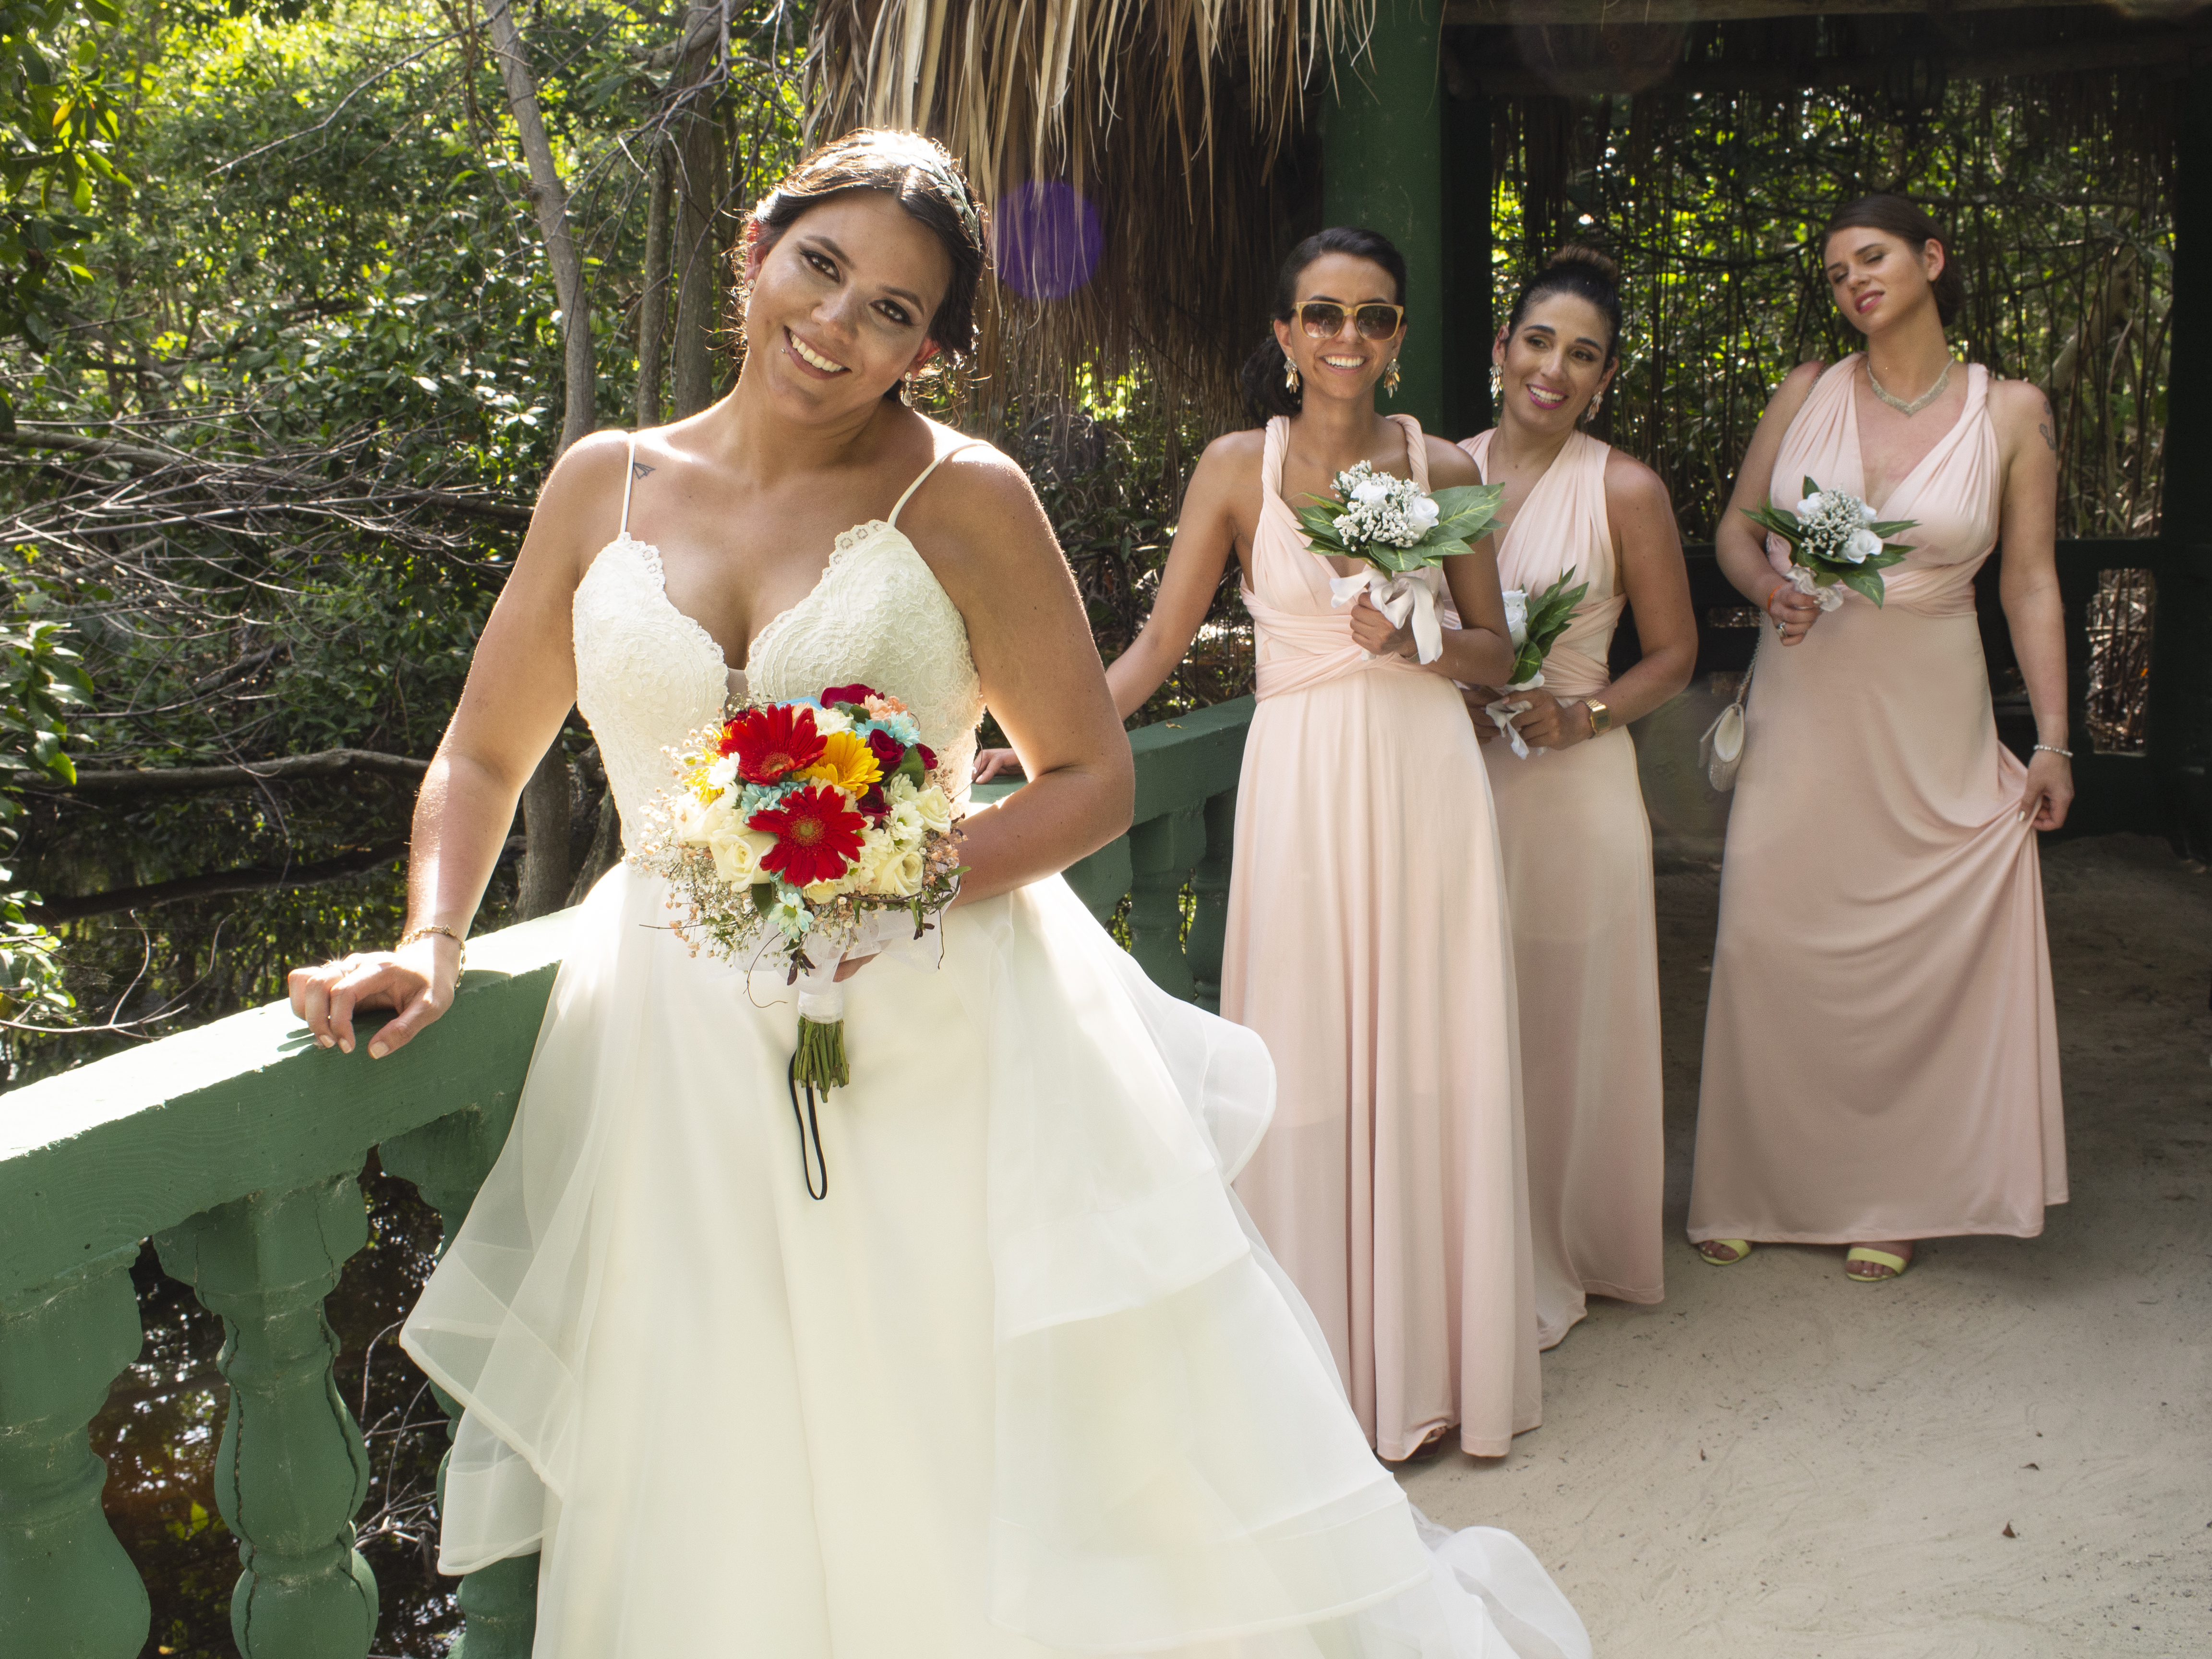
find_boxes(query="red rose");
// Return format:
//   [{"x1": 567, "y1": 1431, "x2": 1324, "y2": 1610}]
[
  {"x1": 747, "y1": 783, "x2": 866, "y2": 886},
  {"x1": 819, "y1": 683, "x2": 879, "y2": 708},
  {"x1": 725, "y1": 703, "x2": 826, "y2": 784},
  {"x1": 915, "y1": 743, "x2": 938, "y2": 771},
  {"x1": 856, "y1": 783, "x2": 890, "y2": 823},
  {"x1": 865, "y1": 728, "x2": 906, "y2": 773}
]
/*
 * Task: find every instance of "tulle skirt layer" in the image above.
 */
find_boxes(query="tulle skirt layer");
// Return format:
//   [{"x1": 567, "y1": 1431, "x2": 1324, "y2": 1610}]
[{"x1": 400, "y1": 866, "x2": 1588, "y2": 1659}]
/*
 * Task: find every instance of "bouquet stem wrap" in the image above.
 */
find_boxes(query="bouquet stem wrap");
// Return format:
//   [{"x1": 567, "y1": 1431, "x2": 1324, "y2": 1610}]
[
  {"x1": 1483, "y1": 676, "x2": 1544, "y2": 758},
  {"x1": 1328, "y1": 568, "x2": 1444, "y2": 663}
]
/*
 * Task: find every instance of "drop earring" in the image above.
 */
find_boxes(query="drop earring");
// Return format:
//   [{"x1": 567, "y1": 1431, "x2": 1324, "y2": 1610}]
[
  {"x1": 1283, "y1": 354, "x2": 1301, "y2": 394},
  {"x1": 1583, "y1": 390, "x2": 1605, "y2": 424},
  {"x1": 1382, "y1": 359, "x2": 1402, "y2": 398},
  {"x1": 1489, "y1": 363, "x2": 1503, "y2": 404}
]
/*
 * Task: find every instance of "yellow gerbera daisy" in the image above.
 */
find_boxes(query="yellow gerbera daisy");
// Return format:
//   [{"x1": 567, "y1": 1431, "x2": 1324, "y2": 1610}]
[{"x1": 798, "y1": 729, "x2": 882, "y2": 796}]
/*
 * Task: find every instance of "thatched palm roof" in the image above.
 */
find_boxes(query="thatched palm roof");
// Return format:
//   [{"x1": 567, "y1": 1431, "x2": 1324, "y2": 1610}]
[{"x1": 805, "y1": 0, "x2": 1372, "y2": 423}]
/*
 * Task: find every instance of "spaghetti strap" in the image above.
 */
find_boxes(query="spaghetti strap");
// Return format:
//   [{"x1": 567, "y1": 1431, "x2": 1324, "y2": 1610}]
[
  {"x1": 888, "y1": 441, "x2": 982, "y2": 527},
  {"x1": 620, "y1": 435, "x2": 637, "y2": 538}
]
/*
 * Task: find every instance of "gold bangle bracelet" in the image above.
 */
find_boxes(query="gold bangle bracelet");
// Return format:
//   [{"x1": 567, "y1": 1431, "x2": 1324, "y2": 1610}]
[{"x1": 397, "y1": 923, "x2": 467, "y2": 966}]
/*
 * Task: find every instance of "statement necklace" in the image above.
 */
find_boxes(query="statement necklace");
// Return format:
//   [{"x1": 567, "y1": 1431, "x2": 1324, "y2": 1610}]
[{"x1": 1867, "y1": 358, "x2": 1952, "y2": 417}]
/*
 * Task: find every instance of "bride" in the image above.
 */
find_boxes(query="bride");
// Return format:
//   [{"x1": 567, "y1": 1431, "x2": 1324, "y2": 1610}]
[{"x1": 287, "y1": 130, "x2": 1588, "y2": 1659}]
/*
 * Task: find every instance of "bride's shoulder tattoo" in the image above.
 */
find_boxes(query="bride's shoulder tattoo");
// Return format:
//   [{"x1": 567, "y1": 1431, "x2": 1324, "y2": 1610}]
[{"x1": 632, "y1": 459, "x2": 656, "y2": 480}]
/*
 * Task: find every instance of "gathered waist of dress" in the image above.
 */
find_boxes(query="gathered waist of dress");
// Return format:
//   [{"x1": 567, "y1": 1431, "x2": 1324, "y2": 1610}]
[
  {"x1": 1244, "y1": 588, "x2": 1431, "y2": 702},
  {"x1": 1765, "y1": 540, "x2": 1983, "y2": 619}
]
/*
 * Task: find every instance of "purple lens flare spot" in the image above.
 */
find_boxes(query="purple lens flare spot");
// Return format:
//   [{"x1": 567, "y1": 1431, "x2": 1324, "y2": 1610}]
[{"x1": 993, "y1": 181, "x2": 1104, "y2": 301}]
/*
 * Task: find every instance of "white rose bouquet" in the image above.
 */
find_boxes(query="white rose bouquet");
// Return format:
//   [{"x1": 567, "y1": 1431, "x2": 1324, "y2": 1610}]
[
  {"x1": 1294, "y1": 460, "x2": 1504, "y2": 664},
  {"x1": 1742, "y1": 477, "x2": 1918, "y2": 612},
  {"x1": 628, "y1": 683, "x2": 965, "y2": 1193},
  {"x1": 1484, "y1": 568, "x2": 1590, "y2": 758}
]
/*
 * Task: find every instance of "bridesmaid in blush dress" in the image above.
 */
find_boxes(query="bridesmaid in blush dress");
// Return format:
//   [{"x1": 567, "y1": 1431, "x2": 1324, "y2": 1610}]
[
  {"x1": 1073, "y1": 227, "x2": 1541, "y2": 1459},
  {"x1": 1457, "y1": 248, "x2": 1696, "y2": 1347},
  {"x1": 1691, "y1": 194, "x2": 2070, "y2": 1282}
]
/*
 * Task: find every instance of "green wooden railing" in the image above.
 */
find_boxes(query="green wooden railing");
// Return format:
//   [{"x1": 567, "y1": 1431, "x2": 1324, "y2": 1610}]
[{"x1": 0, "y1": 701, "x2": 1253, "y2": 1659}]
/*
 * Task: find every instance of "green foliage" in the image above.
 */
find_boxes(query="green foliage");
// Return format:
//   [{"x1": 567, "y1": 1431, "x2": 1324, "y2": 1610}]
[
  {"x1": 1505, "y1": 568, "x2": 1588, "y2": 689},
  {"x1": 0, "y1": 607, "x2": 85, "y2": 1031}
]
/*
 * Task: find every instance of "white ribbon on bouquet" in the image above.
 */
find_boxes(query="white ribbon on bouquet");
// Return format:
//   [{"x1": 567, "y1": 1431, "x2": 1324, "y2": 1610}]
[
  {"x1": 1328, "y1": 568, "x2": 1446, "y2": 664},
  {"x1": 1482, "y1": 673, "x2": 1548, "y2": 759},
  {"x1": 1786, "y1": 563, "x2": 1846, "y2": 612}
]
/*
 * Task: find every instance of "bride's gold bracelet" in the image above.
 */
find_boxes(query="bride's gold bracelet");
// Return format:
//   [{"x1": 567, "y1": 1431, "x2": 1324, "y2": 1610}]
[{"x1": 397, "y1": 923, "x2": 467, "y2": 967}]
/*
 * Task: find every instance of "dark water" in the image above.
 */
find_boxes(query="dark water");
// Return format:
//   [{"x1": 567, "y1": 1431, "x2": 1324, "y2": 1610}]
[{"x1": 96, "y1": 1161, "x2": 462, "y2": 1658}]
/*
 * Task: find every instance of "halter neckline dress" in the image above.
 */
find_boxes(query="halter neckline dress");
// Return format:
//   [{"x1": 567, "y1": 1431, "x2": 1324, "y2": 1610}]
[
  {"x1": 1690, "y1": 358, "x2": 2066, "y2": 1247},
  {"x1": 1462, "y1": 429, "x2": 1665, "y2": 1347},
  {"x1": 400, "y1": 429, "x2": 1591, "y2": 1657},
  {"x1": 1223, "y1": 413, "x2": 1542, "y2": 1460}
]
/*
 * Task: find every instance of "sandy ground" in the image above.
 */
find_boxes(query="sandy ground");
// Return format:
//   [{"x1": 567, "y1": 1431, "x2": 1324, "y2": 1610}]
[{"x1": 1399, "y1": 833, "x2": 2212, "y2": 1658}]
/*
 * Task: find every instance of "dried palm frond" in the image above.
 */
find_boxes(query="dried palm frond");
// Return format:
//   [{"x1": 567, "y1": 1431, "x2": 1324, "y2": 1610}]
[{"x1": 806, "y1": 0, "x2": 1372, "y2": 427}]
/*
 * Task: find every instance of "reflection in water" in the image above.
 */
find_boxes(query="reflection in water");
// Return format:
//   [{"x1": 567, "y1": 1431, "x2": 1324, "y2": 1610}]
[{"x1": 95, "y1": 1161, "x2": 461, "y2": 1657}]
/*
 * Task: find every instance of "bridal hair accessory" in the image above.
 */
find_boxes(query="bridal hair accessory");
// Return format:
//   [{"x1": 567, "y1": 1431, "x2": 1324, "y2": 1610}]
[
  {"x1": 1485, "y1": 568, "x2": 1590, "y2": 757},
  {"x1": 1740, "y1": 478, "x2": 1918, "y2": 611},
  {"x1": 1296, "y1": 462, "x2": 1503, "y2": 664},
  {"x1": 1867, "y1": 357, "x2": 1951, "y2": 416},
  {"x1": 1382, "y1": 359, "x2": 1402, "y2": 397},
  {"x1": 629, "y1": 685, "x2": 967, "y2": 1198},
  {"x1": 1284, "y1": 354, "x2": 1301, "y2": 393}
]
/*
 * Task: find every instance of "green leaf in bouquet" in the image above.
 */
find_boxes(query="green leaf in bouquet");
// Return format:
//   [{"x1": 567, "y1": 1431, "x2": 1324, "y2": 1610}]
[
  {"x1": 1739, "y1": 503, "x2": 1804, "y2": 542},
  {"x1": 1293, "y1": 500, "x2": 1354, "y2": 556},
  {"x1": 1803, "y1": 476, "x2": 1821, "y2": 500},
  {"x1": 1840, "y1": 565, "x2": 1889, "y2": 607},
  {"x1": 750, "y1": 883, "x2": 778, "y2": 916},
  {"x1": 1868, "y1": 518, "x2": 1919, "y2": 540},
  {"x1": 1428, "y1": 482, "x2": 1506, "y2": 544}
]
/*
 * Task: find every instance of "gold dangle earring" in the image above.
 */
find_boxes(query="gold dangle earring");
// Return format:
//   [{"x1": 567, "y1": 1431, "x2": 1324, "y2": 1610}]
[
  {"x1": 1583, "y1": 390, "x2": 1604, "y2": 425},
  {"x1": 1489, "y1": 363, "x2": 1503, "y2": 405},
  {"x1": 1283, "y1": 353, "x2": 1301, "y2": 394},
  {"x1": 1382, "y1": 359, "x2": 1402, "y2": 398}
]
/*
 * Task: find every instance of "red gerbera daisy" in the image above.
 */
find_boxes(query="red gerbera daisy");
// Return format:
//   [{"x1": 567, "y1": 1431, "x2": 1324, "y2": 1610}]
[
  {"x1": 819, "y1": 683, "x2": 880, "y2": 708},
  {"x1": 748, "y1": 783, "x2": 867, "y2": 885},
  {"x1": 723, "y1": 703, "x2": 827, "y2": 784}
]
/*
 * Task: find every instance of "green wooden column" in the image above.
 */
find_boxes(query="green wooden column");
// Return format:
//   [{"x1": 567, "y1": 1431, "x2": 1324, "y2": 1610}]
[
  {"x1": 2152, "y1": 67, "x2": 2212, "y2": 858},
  {"x1": 0, "y1": 1247, "x2": 150, "y2": 1659},
  {"x1": 156, "y1": 1178, "x2": 379, "y2": 1659},
  {"x1": 380, "y1": 1109, "x2": 539, "y2": 1659},
  {"x1": 1439, "y1": 80, "x2": 1494, "y2": 442},
  {"x1": 1323, "y1": 0, "x2": 1447, "y2": 435}
]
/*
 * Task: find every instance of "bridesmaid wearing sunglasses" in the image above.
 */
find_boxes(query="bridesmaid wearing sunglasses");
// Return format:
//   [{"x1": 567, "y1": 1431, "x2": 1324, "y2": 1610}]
[{"x1": 1074, "y1": 227, "x2": 1539, "y2": 1460}]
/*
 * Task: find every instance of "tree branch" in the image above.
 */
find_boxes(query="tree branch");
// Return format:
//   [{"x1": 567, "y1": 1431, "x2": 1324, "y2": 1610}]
[
  {"x1": 35, "y1": 749, "x2": 432, "y2": 795},
  {"x1": 24, "y1": 842, "x2": 409, "y2": 924}
]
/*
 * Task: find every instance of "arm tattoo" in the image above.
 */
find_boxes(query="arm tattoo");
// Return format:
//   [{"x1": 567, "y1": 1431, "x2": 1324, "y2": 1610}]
[
  {"x1": 2038, "y1": 420, "x2": 2057, "y2": 453},
  {"x1": 631, "y1": 460, "x2": 656, "y2": 479}
]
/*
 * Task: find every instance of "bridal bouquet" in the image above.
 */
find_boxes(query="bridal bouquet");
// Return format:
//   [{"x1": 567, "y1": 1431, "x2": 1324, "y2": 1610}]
[
  {"x1": 1485, "y1": 569, "x2": 1591, "y2": 758},
  {"x1": 1295, "y1": 461, "x2": 1504, "y2": 664},
  {"x1": 630, "y1": 683, "x2": 964, "y2": 1110},
  {"x1": 1741, "y1": 478, "x2": 1917, "y2": 611}
]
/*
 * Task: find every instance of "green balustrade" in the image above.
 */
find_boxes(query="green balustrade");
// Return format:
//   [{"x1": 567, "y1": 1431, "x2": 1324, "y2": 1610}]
[{"x1": 0, "y1": 706, "x2": 1253, "y2": 1653}]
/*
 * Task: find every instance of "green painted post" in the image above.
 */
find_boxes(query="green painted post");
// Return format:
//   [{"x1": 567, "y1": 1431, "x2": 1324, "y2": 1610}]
[
  {"x1": 0, "y1": 1246, "x2": 149, "y2": 1659},
  {"x1": 1127, "y1": 806, "x2": 1207, "y2": 999},
  {"x1": 155, "y1": 1177, "x2": 378, "y2": 1659},
  {"x1": 378, "y1": 1108, "x2": 539, "y2": 1659},
  {"x1": 1324, "y1": 0, "x2": 1447, "y2": 435},
  {"x1": 1185, "y1": 789, "x2": 1238, "y2": 1013},
  {"x1": 1439, "y1": 79, "x2": 1493, "y2": 442},
  {"x1": 2152, "y1": 68, "x2": 2212, "y2": 857}
]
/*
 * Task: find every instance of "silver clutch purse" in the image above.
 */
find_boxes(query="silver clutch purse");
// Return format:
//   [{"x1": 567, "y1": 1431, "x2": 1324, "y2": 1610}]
[{"x1": 1698, "y1": 648, "x2": 1757, "y2": 793}]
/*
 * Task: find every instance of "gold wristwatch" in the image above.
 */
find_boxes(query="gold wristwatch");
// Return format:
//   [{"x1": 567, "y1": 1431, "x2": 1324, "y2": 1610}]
[{"x1": 1584, "y1": 697, "x2": 1611, "y2": 737}]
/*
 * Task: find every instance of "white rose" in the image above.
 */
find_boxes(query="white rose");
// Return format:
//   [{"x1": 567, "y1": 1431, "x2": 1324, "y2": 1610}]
[
  {"x1": 910, "y1": 783, "x2": 954, "y2": 836},
  {"x1": 1352, "y1": 476, "x2": 1393, "y2": 507},
  {"x1": 709, "y1": 824, "x2": 778, "y2": 885},
  {"x1": 1857, "y1": 499, "x2": 1878, "y2": 523},
  {"x1": 812, "y1": 707, "x2": 854, "y2": 736},
  {"x1": 802, "y1": 878, "x2": 843, "y2": 903},
  {"x1": 1405, "y1": 494, "x2": 1441, "y2": 534},
  {"x1": 877, "y1": 847, "x2": 926, "y2": 897},
  {"x1": 673, "y1": 791, "x2": 734, "y2": 846},
  {"x1": 1793, "y1": 492, "x2": 1827, "y2": 523},
  {"x1": 1843, "y1": 527, "x2": 1883, "y2": 565},
  {"x1": 1502, "y1": 588, "x2": 1530, "y2": 648}
]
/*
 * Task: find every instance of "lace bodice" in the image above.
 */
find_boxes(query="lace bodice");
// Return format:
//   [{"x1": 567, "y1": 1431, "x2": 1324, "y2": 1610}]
[{"x1": 572, "y1": 449, "x2": 985, "y2": 852}]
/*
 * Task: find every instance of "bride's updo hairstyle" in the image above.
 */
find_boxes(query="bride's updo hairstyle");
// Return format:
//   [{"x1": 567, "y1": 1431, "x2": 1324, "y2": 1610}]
[
  {"x1": 1503, "y1": 244, "x2": 1624, "y2": 364},
  {"x1": 1239, "y1": 227, "x2": 1408, "y2": 423},
  {"x1": 745, "y1": 128, "x2": 989, "y2": 400},
  {"x1": 1822, "y1": 193, "x2": 1963, "y2": 327}
]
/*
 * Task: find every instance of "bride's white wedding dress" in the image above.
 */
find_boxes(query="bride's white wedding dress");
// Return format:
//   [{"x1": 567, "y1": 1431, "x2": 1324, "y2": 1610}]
[{"x1": 400, "y1": 440, "x2": 1591, "y2": 1659}]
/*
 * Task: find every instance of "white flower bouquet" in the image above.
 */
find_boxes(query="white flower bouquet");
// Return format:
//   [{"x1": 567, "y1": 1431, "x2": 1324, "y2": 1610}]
[
  {"x1": 1294, "y1": 461, "x2": 1504, "y2": 663},
  {"x1": 1742, "y1": 478, "x2": 1918, "y2": 611},
  {"x1": 1484, "y1": 568, "x2": 1590, "y2": 758}
]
